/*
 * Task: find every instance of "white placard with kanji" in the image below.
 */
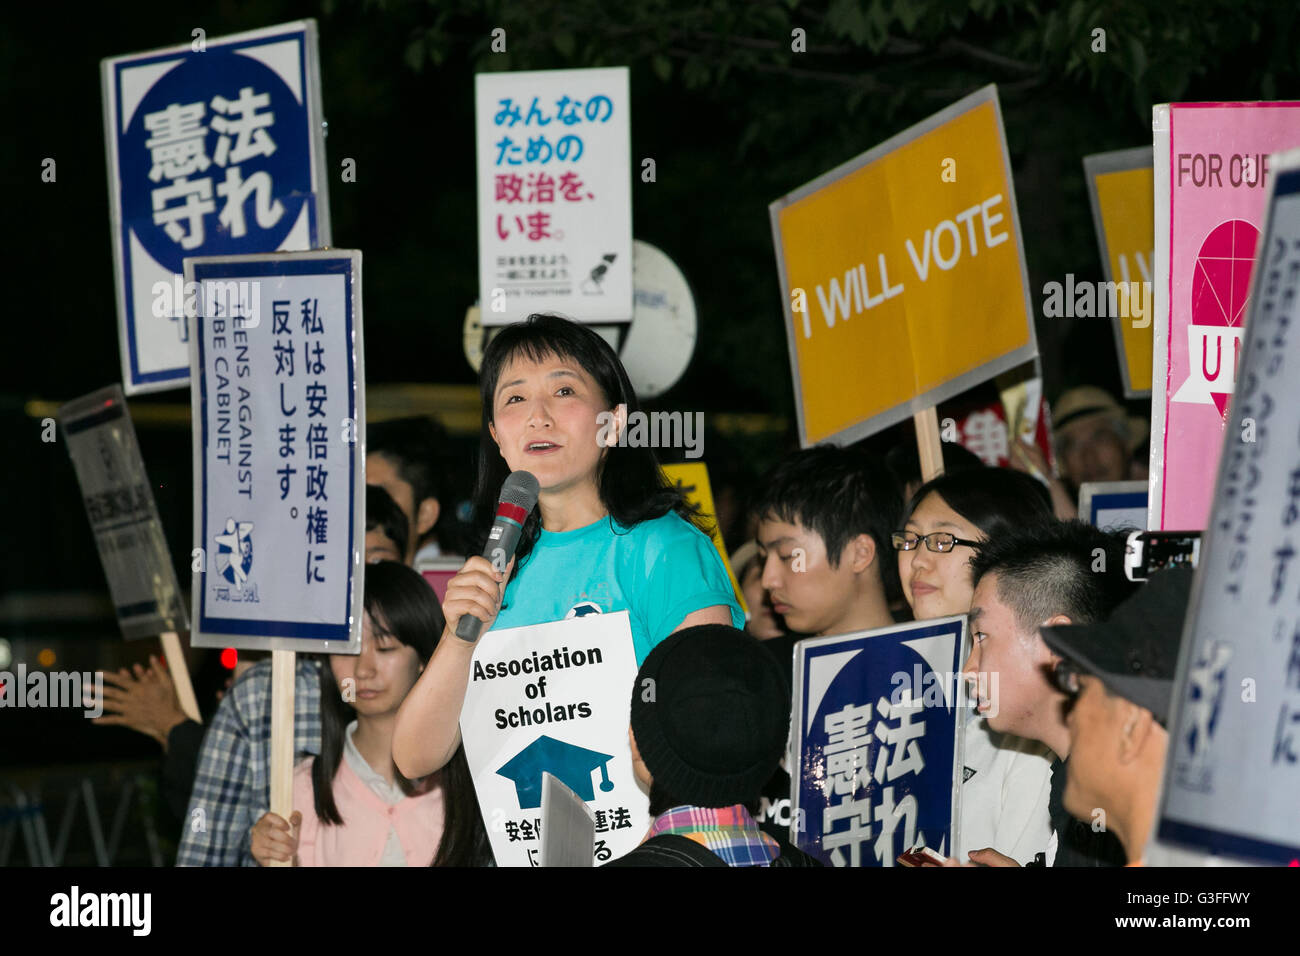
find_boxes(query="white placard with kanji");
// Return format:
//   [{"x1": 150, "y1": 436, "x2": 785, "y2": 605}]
[
  {"x1": 475, "y1": 67, "x2": 632, "y2": 326},
  {"x1": 187, "y1": 250, "x2": 363, "y2": 654},
  {"x1": 460, "y1": 611, "x2": 648, "y2": 866}
]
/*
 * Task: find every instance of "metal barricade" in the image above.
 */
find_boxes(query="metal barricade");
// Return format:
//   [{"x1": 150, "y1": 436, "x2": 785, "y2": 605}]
[{"x1": 1, "y1": 766, "x2": 164, "y2": 866}]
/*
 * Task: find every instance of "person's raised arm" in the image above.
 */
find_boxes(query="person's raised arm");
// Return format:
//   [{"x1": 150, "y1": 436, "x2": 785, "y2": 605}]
[
  {"x1": 672, "y1": 604, "x2": 734, "y2": 632},
  {"x1": 93, "y1": 657, "x2": 189, "y2": 748},
  {"x1": 393, "y1": 555, "x2": 512, "y2": 778}
]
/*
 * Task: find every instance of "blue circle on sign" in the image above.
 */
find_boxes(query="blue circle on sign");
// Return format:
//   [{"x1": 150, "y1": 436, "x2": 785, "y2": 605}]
[{"x1": 120, "y1": 49, "x2": 310, "y2": 270}]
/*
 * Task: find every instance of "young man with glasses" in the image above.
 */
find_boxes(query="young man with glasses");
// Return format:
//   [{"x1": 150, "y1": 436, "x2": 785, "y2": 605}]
[{"x1": 945, "y1": 519, "x2": 1138, "y2": 866}]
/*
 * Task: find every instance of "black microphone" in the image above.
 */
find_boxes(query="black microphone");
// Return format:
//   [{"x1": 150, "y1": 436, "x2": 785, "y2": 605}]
[{"x1": 455, "y1": 470, "x2": 540, "y2": 642}]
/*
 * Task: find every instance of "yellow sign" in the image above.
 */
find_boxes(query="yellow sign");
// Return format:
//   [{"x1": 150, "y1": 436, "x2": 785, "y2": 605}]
[
  {"x1": 1083, "y1": 148, "x2": 1154, "y2": 397},
  {"x1": 661, "y1": 462, "x2": 746, "y2": 615},
  {"x1": 770, "y1": 85, "x2": 1036, "y2": 447}
]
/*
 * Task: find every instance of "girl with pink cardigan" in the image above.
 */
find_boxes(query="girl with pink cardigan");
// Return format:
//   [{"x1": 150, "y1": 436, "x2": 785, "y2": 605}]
[{"x1": 251, "y1": 562, "x2": 492, "y2": 867}]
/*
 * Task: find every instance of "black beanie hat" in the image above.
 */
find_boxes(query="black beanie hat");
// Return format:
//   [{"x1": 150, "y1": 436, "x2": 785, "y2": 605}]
[{"x1": 629, "y1": 623, "x2": 791, "y2": 808}]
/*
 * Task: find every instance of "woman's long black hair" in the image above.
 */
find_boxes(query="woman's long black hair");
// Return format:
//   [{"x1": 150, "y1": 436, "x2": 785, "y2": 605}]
[
  {"x1": 313, "y1": 561, "x2": 494, "y2": 866},
  {"x1": 472, "y1": 314, "x2": 709, "y2": 570},
  {"x1": 903, "y1": 467, "x2": 1054, "y2": 546}
]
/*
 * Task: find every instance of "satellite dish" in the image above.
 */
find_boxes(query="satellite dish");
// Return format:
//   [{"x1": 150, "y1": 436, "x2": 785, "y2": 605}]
[{"x1": 462, "y1": 240, "x2": 696, "y2": 399}]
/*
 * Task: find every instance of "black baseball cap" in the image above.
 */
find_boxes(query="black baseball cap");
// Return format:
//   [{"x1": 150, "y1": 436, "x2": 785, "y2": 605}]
[{"x1": 1039, "y1": 567, "x2": 1193, "y2": 726}]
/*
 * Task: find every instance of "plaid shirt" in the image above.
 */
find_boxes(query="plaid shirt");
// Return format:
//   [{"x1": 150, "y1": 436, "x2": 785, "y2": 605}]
[
  {"x1": 646, "y1": 804, "x2": 780, "y2": 867},
  {"x1": 176, "y1": 658, "x2": 322, "y2": 867}
]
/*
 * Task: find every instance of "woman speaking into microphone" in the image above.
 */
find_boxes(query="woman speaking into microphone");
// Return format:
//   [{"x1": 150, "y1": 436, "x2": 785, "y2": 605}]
[{"x1": 393, "y1": 314, "x2": 742, "y2": 780}]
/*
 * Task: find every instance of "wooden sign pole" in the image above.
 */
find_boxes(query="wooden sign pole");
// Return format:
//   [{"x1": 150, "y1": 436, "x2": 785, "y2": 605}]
[
  {"x1": 158, "y1": 631, "x2": 202, "y2": 724},
  {"x1": 914, "y1": 407, "x2": 946, "y2": 483},
  {"x1": 268, "y1": 648, "x2": 296, "y2": 867}
]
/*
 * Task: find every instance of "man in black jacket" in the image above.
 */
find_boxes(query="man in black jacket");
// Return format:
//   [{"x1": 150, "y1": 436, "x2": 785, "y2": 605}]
[{"x1": 604, "y1": 624, "x2": 820, "y2": 868}]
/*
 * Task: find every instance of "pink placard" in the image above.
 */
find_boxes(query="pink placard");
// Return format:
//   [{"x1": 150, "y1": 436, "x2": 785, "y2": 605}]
[{"x1": 1159, "y1": 103, "x2": 1300, "y2": 529}]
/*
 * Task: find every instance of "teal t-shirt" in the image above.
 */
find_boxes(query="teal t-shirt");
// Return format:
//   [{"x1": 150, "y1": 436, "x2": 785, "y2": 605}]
[{"x1": 490, "y1": 511, "x2": 744, "y2": 665}]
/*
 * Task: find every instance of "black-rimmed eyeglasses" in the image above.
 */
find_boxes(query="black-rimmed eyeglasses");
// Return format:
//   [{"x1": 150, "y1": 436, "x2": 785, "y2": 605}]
[{"x1": 891, "y1": 530, "x2": 981, "y2": 553}]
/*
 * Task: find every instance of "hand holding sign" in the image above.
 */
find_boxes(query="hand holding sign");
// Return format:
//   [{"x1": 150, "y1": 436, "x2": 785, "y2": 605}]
[{"x1": 250, "y1": 810, "x2": 301, "y2": 867}]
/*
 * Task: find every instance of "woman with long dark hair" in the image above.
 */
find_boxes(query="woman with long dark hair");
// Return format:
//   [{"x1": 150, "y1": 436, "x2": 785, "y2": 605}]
[
  {"x1": 250, "y1": 561, "x2": 492, "y2": 866},
  {"x1": 394, "y1": 313, "x2": 743, "y2": 779}
]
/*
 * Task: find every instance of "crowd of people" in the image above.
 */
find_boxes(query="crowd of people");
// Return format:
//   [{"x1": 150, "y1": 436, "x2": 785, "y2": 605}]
[{"x1": 95, "y1": 313, "x2": 1185, "y2": 868}]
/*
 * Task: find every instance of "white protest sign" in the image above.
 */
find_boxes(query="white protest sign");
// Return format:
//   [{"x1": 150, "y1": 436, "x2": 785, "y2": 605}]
[
  {"x1": 59, "y1": 385, "x2": 189, "y2": 640},
  {"x1": 476, "y1": 67, "x2": 632, "y2": 326},
  {"x1": 102, "y1": 21, "x2": 331, "y2": 394},
  {"x1": 460, "y1": 611, "x2": 648, "y2": 867},
  {"x1": 1156, "y1": 150, "x2": 1300, "y2": 865},
  {"x1": 187, "y1": 250, "x2": 365, "y2": 653}
]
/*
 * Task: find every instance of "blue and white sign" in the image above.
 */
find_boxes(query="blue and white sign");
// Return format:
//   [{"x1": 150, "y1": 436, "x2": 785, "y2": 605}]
[
  {"x1": 792, "y1": 616, "x2": 967, "y2": 866},
  {"x1": 103, "y1": 21, "x2": 331, "y2": 394},
  {"x1": 187, "y1": 250, "x2": 363, "y2": 653},
  {"x1": 1078, "y1": 480, "x2": 1148, "y2": 532}
]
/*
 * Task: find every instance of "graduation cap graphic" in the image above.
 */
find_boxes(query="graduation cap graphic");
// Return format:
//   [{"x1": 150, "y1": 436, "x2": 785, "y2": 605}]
[{"x1": 497, "y1": 735, "x2": 616, "y2": 810}]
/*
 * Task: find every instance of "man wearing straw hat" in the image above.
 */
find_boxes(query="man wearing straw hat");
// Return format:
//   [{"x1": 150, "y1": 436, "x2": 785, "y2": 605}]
[{"x1": 1050, "y1": 386, "x2": 1149, "y2": 493}]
